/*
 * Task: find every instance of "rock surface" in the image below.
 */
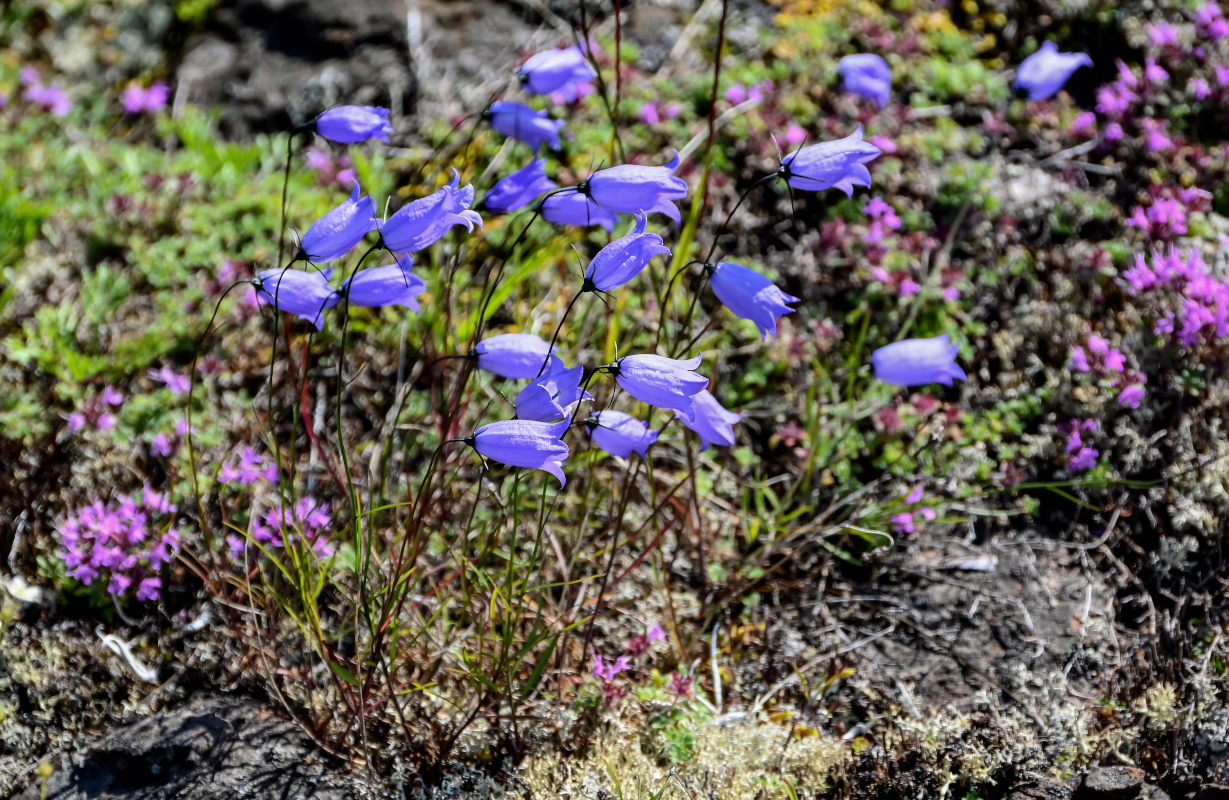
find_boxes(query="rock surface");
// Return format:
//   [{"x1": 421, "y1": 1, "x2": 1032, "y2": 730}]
[{"x1": 16, "y1": 694, "x2": 368, "y2": 800}]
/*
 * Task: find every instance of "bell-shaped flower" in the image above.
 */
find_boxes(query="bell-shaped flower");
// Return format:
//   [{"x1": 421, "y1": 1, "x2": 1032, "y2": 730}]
[
  {"x1": 471, "y1": 419, "x2": 570, "y2": 486},
  {"x1": 780, "y1": 126, "x2": 881, "y2": 196},
  {"x1": 315, "y1": 105, "x2": 392, "y2": 144},
  {"x1": 611, "y1": 353, "x2": 708, "y2": 412},
  {"x1": 839, "y1": 54, "x2": 891, "y2": 108},
  {"x1": 255, "y1": 267, "x2": 341, "y2": 330},
  {"x1": 380, "y1": 169, "x2": 483, "y2": 253},
  {"x1": 675, "y1": 390, "x2": 741, "y2": 451},
  {"x1": 872, "y1": 334, "x2": 966, "y2": 387},
  {"x1": 344, "y1": 259, "x2": 426, "y2": 311},
  {"x1": 482, "y1": 158, "x2": 557, "y2": 214},
  {"x1": 708, "y1": 261, "x2": 799, "y2": 340},
  {"x1": 586, "y1": 410, "x2": 659, "y2": 459},
  {"x1": 298, "y1": 181, "x2": 378, "y2": 263},
  {"x1": 515, "y1": 356, "x2": 592, "y2": 422},
  {"x1": 584, "y1": 213, "x2": 671, "y2": 292},
  {"x1": 541, "y1": 189, "x2": 617, "y2": 231},
  {"x1": 486, "y1": 101, "x2": 565, "y2": 151},
  {"x1": 584, "y1": 151, "x2": 688, "y2": 223},
  {"x1": 1014, "y1": 42, "x2": 1092, "y2": 100},
  {"x1": 474, "y1": 333, "x2": 558, "y2": 379},
  {"x1": 517, "y1": 44, "x2": 597, "y2": 97}
]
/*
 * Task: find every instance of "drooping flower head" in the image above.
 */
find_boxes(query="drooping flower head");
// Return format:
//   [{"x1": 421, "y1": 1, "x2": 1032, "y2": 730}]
[
  {"x1": 380, "y1": 169, "x2": 483, "y2": 253},
  {"x1": 1014, "y1": 42, "x2": 1092, "y2": 100},
  {"x1": 344, "y1": 260, "x2": 426, "y2": 311},
  {"x1": 586, "y1": 410, "x2": 659, "y2": 459},
  {"x1": 515, "y1": 356, "x2": 591, "y2": 422},
  {"x1": 298, "y1": 181, "x2": 378, "y2": 263},
  {"x1": 583, "y1": 151, "x2": 688, "y2": 223},
  {"x1": 485, "y1": 101, "x2": 565, "y2": 151},
  {"x1": 707, "y1": 261, "x2": 799, "y2": 340},
  {"x1": 482, "y1": 158, "x2": 557, "y2": 214},
  {"x1": 584, "y1": 213, "x2": 671, "y2": 292},
  {"x1": 780, "y1": 125, "x2": 881, "y2": 196},
  {"x1": 473, "y1": 333, "x2": 558, "y2": 379},
  {"x1": 872, "y1": 334, "x2": 966, "y2": 387},
  {"x1": 675, "y1": 390, "x2": 741, "y2": 451},
  {"x1": 541, "y1": 189, "x2": 617, "y2": 231},
  {"x1": 254, "y1": 267, "x2": 342, "y2": 330},
  {"x1": 517, "y1": 44, "x2": 597, "y2": 97},
  {"x1": 839, "y1": 53, "x2": 892, "y2": 108},
  {"x1": 315, "y1": 105, "x2": 393, "y2": 144},
  {"x1": 470, "y1": 419, "x2": 570, "y2": 486},
  {"x1": 610, "y1": 353, "x2": 708, "y2": 413}
]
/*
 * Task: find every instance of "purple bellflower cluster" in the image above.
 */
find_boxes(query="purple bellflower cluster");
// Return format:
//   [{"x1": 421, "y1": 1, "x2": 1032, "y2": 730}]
[
  {"x1": 314, "y1": 105, "x2": 393, "y2": 144},
  {"x1": 255, "y1": 267, "x2": 341, "y2": 330},
  {"x1": 676, "y1": 390, "x2": 742, "y2": 451},
  {"x1": 610, "y1": 353, "x2": 708, "y2": 413},
  {"x1": 298, "y1": 181, "x2": 378, "y2": 263},
  {"x1": 473, "y1": 333, "x2": 558, "y2": 379},
  {"x1": 518, "y1": 44, "x2": 596, "y2": 97},
  {"x1": 515, "y1": 356, "x2": 591, "y2": 422},
  {"x1": 380, "y1": 170, "x2": 483, "y2": 253},
  {"x1": 585, "y1": 410, "x2": 660, "y2": 460},
  {"x1": 57, "y1": 489, "x2": 180, "y2": 602},
  {"x1": 583, "y1": 214, "x2": 671, "y2": 293},
  {"x1": 470, "y1": 420, "x2": 570, "y2": 486},
  {"x1": 578, "y1": 151, "x2": 689, "y2": 223},
  {"x1": 1014, "y1": 42, "x2": 1092, "y2": 100},
  {"x1": 872, "y1": 335, "x2": 966, "y2": 387},
  {"x1": 839, "y1": 54, "x2": 892, "y2": 108}
]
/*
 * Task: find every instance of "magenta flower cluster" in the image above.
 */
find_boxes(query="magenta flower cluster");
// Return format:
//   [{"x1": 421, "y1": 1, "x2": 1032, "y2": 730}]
[
  {"x1": 19, "y1": 66, "x2": 71, "y2": 116},
  {"x1": 66, "y1": 385, "x2": 123, "y2": 432},
  {"x1": 1060, "y1": 419, "x2": 1099, "y2": 473},
  {"x1": 57, "y1": 488, "x2": 181, "y2": 602},
  {"x1": 1067, "y1": 335, "x2": 1146, "y2": 409},
  {"x1": 226, "y1": 496, "x2": 333, "y2": 561},
  {"x1": 1123, "y1": 247, "x2": 1229, "y2": 348}
]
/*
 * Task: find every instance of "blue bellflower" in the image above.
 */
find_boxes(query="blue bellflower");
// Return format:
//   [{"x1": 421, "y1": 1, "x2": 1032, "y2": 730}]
[
  {"x1": 380, "y1": 169, "x2": 483, "y2": 253},
  {"x1": 584, "y1": 151, "x2": 688, "y2": 223},
  {"x1": 839, "y1": 54, "x2": 892, "y2": 108},
  {"x1": 872, "y1": 334, "x2": 967, "y2": 387},
  {"x1": 298, "y1": 181, "x2": 378, "y2": 263},
  {"x1": 515, "y1": 356, "x2": 592, "y2": 422},
  {"x1": 482, "y1": 158, "x2": 557, "y2": 214},
  {"x1": 780, "y1": 126, "x2": 881, "y2": 196},
  {"x1": 584, "y1": 214, "x2": 671, "y2": 292},
  {"x1": 255, "y1": 267, "x2": 341, "y2": 330},
  {"x1": 315, "y1": 105, "x2": 392, "y2": 144},
  {"x1": 344, "y1": 262, "x2": 426, "y2": 311},
  {"x1": 587, "y1": 410, "x2": 659, "y2": 459},
  {"x1": 474, "y1": 333, "x2": 558, "y2": 379},
  {"x1": 518, "y1": 44, "x2": 596, "y2": 97},
  {"x1": 708, "y1": 261, "x2": 799, "y2": 340},
  {"x1": 470, "y1": 419, "x2": 570, "y2": 486},
  {"x1": 486, "y1": 101, "x2": 565, "y2": 151},
  {"x1": 541, "y1": 190, "x2": 618, "y2": 231},
  {"x1": 676, "y1": 390, "x2": 741, "y2": 451},
  {"x1": 611, "y1": 353, "x2": 708, "y2": 412},
  {"x1": 1014, "y1": 42, "x2": 1092, "y2": 100}
]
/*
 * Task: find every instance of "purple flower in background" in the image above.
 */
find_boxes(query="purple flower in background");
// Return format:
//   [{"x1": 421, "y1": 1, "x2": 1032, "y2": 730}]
[
  {"x1": 149, "y1": 365, "x2": 190, "y2": 394},
  {"x1": 1014, "y1": 41, "x2": 1092, "y2": 100},
  {"x1": 121, "y1": 81, "x2": 170, "y2": 114},
  {"x1": 486, "y1": 101, "x2": 565, "y2": 150},
  {"x1": 541, "y1": 189, "x2": 618, "y2": 231},
  {"x1": 474, "y1": 333, "x2": 558, "y2": 379},
  {"x1": 780, "y1": 126, "x2": 881, "y2": 196},
  {"x1": 470, "y1": 419, "x2": 570, "y2": 486},
  {"x1": 840, "y1": 53, "x2": 891, "y2": 108},
  {"x1": 586, "y1": 410, "x2": 659, "y2": 459},
  {"x1": 611, "y1": 353, "x2": 708, "y2": 412},
  {"x1": 1068, "y1": 446, "x2": 1098, "y2": 472},
  {"x1": 482, "y1": 158, "x2": 557, "y2": 214},
  {"x1": 298, "y1": 181, "x2": 378, "y2": 263},
  {"x1": 24, "y1": 82, "x2": 71, "y2": 116},
  {"x1": 676, "y1": 390, "x2": 741, "y2": 451},
  {"x1": 315, "y1": 105, "x2": 392, "y2": 144},
  {"x1": 518, "y1": 44, "x2": 597, "y2": 96},
  {"x1": 380, "y1": 169, "x2": 482, "y2": 253},
  {"x1": 219, "y1": 445, "x2": 279, "y2": 485},
  {"x1": 1118, "y1": 383, "x2": 1146, "y2": 409},
  {"x1": 255, "y1": 267, "x2": 341, "y2": 330},
  {"x1": 584, "y1": 213, "x2": 671, "y2": 292},
  {"x1": 242, "y1": 496, "x2": 333, "y2": 558},
  {"x1": 708, "y1": 261, "x2": 799, "y2": 340},
  {"x1": 344, "y1": 262, "x2": 426, "y2": 311},
  {"x1": 584, "y1": 151, "x2": 688, "y2": 223},
  {"x1": 872, "y1": 335, "x2": 966, "y2": 387},
  {"x1": 515, "y1": 356, "x2": 591, "y2": 422}
]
